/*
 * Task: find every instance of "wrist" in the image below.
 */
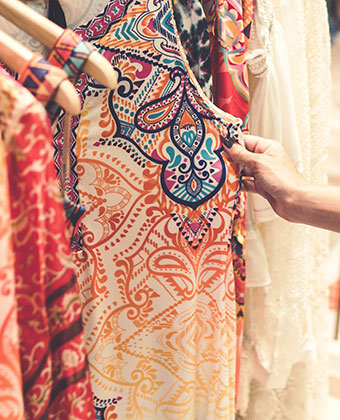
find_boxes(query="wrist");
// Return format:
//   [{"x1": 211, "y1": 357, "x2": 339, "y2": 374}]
[
  {"x1": 278, "y1": 183, "x2": 340, "y2": 233},
  {"x1": 281, "y1": 182, "x2": 311, "y2": 224}
]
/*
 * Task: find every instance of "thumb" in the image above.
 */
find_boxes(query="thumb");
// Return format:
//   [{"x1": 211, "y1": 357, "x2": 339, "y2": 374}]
[{"x1": 222, "y1": 139, "x2": 256, "y2": 167}]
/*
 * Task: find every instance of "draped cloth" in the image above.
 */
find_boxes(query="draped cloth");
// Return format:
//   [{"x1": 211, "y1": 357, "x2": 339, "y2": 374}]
[
  {"x1": 202, "y1": 0, "x2": 254, "y2": 125},
  {"x1": 0, "y1": 68, "x2": 94, "y2": 419},
  {"x1": 202, "y1": 0, "x2": 254, "y2": 403},
  {"x1": 0, "y1": 137, "x2": 25, "y2": 420},
  {"x1": 237, "y1": 1, "x2": 331, "y2": 419},
  {"x1": 173, "y1": 0, "x2": 213, "y2": 99},
  {"x1": 55, "y1": 0, "x2": 244, "y2": 418}
]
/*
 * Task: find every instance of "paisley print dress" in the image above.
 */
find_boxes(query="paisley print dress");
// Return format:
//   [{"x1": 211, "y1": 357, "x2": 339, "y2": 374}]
[{"x1": 58, "y1": 1, "x2": 243, "y2": 418}]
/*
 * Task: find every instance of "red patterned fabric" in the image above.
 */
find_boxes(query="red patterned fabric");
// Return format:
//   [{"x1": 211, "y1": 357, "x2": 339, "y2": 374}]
[
  {"x1": 0, "y1": 68, "x2": 94, "y2": 419},
  {"x1": 202, "y1": 0, "x2": 253, "y2": 124},
  {"x1": 0, "y1": 139, "x2": 25, "y2": 420}
]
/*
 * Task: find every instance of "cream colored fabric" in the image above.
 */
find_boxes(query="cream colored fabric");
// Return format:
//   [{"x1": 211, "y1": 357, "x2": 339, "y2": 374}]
[
  {"x1": 245, "y1": 200, "x2": 271, "y2": 288},
  {"x1": 247, "y1": 0, "x2": 302, "y2": 224},
  {"x1": 246, "y1": 0, "x2": 303, "y2": 289},
  {"x1": 59, "y1": 0, "x2": 109, "y2": 29},
  {"x1": 238, "y1": 1, "x2": 331, "y2": 419}
]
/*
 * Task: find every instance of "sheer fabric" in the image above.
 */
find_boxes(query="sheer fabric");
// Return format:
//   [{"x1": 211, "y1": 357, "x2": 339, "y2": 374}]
[{"x1": 238, "y1": 1, "x2": 331, "y2": 419}]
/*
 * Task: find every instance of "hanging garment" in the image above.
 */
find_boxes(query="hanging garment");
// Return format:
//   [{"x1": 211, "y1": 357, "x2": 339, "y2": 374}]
[
  {"x1": 244, "y1": 0, "x2": 303, "y2": 288},
  {"x1": 0, "y1": 68, "x2": 95, "y2": 419},
  {"x1": 237, "y1": 0, "x2": 331, "y2": 419},
  {"x1": 0, "y1": 139, "x2": 25, "y2": 420},
  {"x1": 202, "y1": 0, "x2": 254, "y2": 401},
  {"x1": 202, "y1": 0, "x2": 254, "y2": 125},
  {"x1": 55, "y1": 1, "x2": 243, "y2": 418},
  {"x1": 247, "y1": 0, "x2": 302, "y2": 225},
  {"x1": 243, "y1": 204, "x2": 271, "y2": 288},
  {"x1": 173, "y1": 0, "x2": 213, "y2": 99}
]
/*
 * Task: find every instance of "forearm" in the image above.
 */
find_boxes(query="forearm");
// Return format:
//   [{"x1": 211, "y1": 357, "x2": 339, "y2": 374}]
[
  {"x1": 285, "y1": 185, "x2": 340, "y2": 232},
  {"x1": 223, "y1": 136, "x2": 340, "y2": 233}
]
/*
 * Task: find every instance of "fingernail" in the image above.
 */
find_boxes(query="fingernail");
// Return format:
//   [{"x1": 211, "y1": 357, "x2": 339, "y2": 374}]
[{"x1": 222, "y1": 137, "x2": 234, "y2": 149}]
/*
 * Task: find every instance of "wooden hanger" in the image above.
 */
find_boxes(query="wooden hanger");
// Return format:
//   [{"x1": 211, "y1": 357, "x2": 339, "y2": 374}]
[
  {"x1": 0, "y1": 29, "x2": 81, "y2": 115},
  {"x1": 0, "y1": 0, "x2": 118, "y2": 90}
]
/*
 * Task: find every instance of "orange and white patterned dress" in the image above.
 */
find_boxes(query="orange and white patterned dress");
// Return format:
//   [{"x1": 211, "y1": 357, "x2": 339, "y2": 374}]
[{"x1": 59, "y1": 1, "x2": 243, "y2": 418}]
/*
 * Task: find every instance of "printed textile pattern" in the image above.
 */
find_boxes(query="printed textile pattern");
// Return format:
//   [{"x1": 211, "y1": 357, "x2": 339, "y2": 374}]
[
  {"x1": 63, "y1": 198, "x2": 86, "y2": 242},
  {"x1": 47, "y1": 28, "x2": 94, "y2": 82},
  {"x1": 0, "y1": 139, "x2": 25, "y2": 420},
  {"x1": 0, "y1": 69, "x2": 95, "y2": 419},
  {"x1": 202, "y1": 0, "x2": 253, "y2": 124},
  {"x1": 173, "y1": 0, "x2": 213, "y2": 99},
  {"x1": 53, "y1": 0, "x2": 139, "y2": 250},
  {"x1": 18, "y1": 52, "x2": 67, "y2": 121},
  {"x1": 58, "y1": 0, "x2": 244, "y2": 418}
]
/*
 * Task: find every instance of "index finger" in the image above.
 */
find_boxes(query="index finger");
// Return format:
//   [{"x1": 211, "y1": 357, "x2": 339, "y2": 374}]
[{"x1": 222, "y1": 139, "x2": 256, "y2": 167}]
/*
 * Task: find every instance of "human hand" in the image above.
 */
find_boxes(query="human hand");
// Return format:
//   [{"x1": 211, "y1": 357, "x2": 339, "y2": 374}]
[{"x1": 223, "y1": 134, "x2": 309, "y2": 221}]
